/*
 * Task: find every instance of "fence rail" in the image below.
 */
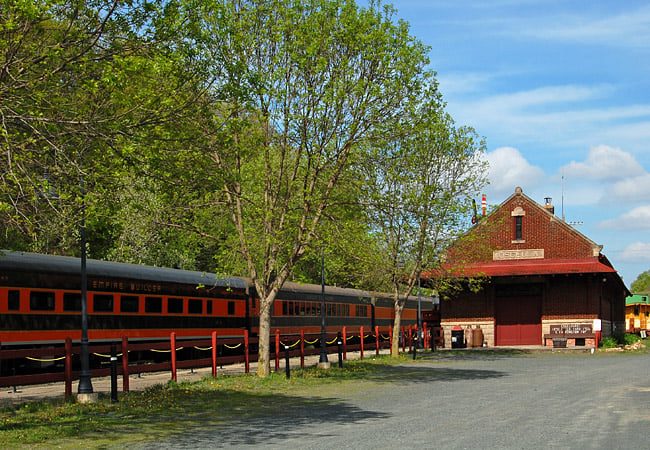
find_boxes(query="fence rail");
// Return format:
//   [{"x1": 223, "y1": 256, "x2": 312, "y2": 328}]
[{"x1": 0, "y1": 324, "x2": 441, "y2": 399}]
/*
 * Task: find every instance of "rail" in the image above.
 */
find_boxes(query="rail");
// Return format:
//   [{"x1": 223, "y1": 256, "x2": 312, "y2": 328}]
[{"x1": 0, "y1": 324, "x2": 441, "y2": 399}]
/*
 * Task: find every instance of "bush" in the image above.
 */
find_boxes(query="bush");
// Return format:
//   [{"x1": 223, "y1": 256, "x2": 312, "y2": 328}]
[
  {"x1": 599, "y1": 337, "x2": 618, "y2": 348},
  {"x1": 623, "y1": 333, "x2": 641, "y2": 345}
]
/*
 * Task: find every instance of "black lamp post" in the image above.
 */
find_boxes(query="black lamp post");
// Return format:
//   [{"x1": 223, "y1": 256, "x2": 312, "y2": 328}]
[
  {"x1": 318, "y1": 250, "x2": 329, "y2": 367},
  {"x1": 417, "y1": 274, "x2": 422, "y2": 350},
  {"x1": 77, "y1": 176, "x2": 94, "y2": 395}
]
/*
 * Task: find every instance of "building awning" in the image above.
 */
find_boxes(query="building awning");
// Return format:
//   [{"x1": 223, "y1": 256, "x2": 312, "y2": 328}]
[{"x1": 433, "y1": 257, "x2": 617, "y2": 278}]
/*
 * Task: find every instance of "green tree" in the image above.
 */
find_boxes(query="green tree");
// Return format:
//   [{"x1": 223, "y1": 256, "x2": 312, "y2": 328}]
[
  {"x1": 175, "y1": 0, "x2": 431, "y2": 376},
  {"x1": 631, "y1": 270, "x2": 650, "y2": 294},
  {"x1": 363, "y1": 93, "x2": 487, "y2": 356}
]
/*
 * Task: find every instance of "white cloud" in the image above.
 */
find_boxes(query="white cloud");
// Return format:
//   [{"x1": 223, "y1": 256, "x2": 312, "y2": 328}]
[
  {"x1": 562, "y1": 145, "x2": 645, "y2": 181},
  {"x1": 619, "y1": 242, "x2": 650, "y2": 263},
  {"x1": 485, "y1": 147, "x2": 544, "y2": 198},
  {"x1": 610, "y1": 173, "x2": 650, "y2": 202},
  {"x1": 600, "y1": 205, "x2": 650, "y2": 229}
]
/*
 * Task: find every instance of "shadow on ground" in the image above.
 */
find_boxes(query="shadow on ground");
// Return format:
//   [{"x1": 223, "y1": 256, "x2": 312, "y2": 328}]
[
  {"x1": 415, "y1": 348, "x2": 533, "y2": 362},
  {"x1": 132, "y1": 390, "x2": 390, "y2": 448}
]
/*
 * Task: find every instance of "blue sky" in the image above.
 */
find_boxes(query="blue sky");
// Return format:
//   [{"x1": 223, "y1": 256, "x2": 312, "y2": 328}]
[{"x1": 388, "y1": 0, "x2": 650, "y2": 287}]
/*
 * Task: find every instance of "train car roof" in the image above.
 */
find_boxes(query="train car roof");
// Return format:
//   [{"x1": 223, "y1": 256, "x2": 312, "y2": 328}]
[
  {"x1": 280, "y1": 280, "x2": 436, "y2": 304},
  {"x1": 0, "y1": 251, "x2": 248, "y2": 290}
]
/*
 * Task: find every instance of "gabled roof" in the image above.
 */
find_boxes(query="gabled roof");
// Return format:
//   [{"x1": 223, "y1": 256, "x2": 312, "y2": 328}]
[{"x1": 441, "y1": 257, "x2": 616, "y2": 278}]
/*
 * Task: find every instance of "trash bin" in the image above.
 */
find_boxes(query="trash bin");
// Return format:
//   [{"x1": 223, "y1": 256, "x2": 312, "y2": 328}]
[{"x1": 451, "y1": 326, "x2": 465, "y2": 349}]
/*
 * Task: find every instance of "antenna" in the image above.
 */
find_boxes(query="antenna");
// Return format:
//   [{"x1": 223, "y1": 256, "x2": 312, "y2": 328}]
[{"x1": 562, "y1": 169, "x2": 566, "y2": 222}]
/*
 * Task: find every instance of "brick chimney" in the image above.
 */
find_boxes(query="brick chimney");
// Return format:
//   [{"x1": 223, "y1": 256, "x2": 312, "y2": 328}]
[{"x1": 544, "y1": 197, "x2": 555, "y2": 215}]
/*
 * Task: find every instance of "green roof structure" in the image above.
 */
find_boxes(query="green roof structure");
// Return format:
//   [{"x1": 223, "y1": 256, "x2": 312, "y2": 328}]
[{"x1": 626, "y1": 294, "x2": 650, "y2": 306}]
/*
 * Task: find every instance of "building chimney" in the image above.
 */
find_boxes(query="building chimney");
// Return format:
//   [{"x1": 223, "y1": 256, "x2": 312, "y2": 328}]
[
  {"x1": 481, "y1": 193, "x2": 487, "y2": 216},
  {"x1": 544, "y1": 197, "x2": 555, "y2": 215}
]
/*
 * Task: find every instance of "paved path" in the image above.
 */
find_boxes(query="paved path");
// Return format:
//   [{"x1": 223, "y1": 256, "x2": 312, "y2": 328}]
[{"x1": 144, "y1": 350, "x2": 650, "y2": 449}]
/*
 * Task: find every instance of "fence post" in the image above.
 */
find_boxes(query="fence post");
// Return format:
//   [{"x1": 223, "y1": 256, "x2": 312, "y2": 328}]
[
  {"x1": 337, "y1": 332, "x2": 343, "y2": 368},
  {"x1": 121, "y1": 336, "x2": 129, "y2": 392},
  {"x1": 244, "y1": 330, "x2": 250, "y2": 374},
  {"x1": 360, "y1": 326, "x2": 364, "y2": 360},
  {"x1": 402, "y1": 326, "x2": 406, "y2": 353},
  {"x1": 110, "y1": 344, "x2": 118, "y2": 402},
  {"x1": 300, "y1": 329, "x2": 305, "y2": 369},
  {"x1": 342, "y1": 326, "x2": 347, "y2": 360},
  {"x1": 284, "y1": 344, "x2": 290, "y2": 379},
  {"x1": 389, "y1": 327, "x2": 393, "y2": 356},
  {"x1": 275, "y1": 329, "x2": 280, "y2": 372},
  {"x1": 408, "y1": 326, "x2": 413, "y2": 352},
  {"x1": 211, "y1": 331, "x2": 217, "y2": 378},
  {"x1": 375, "y1": 325, "x2": 380, "y2": 356},
  {"x1": 64, "y1": 337, "x2": 72, "y2": 399},
  {"x1": 423, "y1": 321, "x2": 428, "y2": 349},
  {"x1": 170, "y1": 332, "x2": 177, "y2": 382}
]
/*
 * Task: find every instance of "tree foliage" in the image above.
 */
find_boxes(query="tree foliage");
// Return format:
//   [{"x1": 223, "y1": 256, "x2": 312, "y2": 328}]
[{"x1": 631, "y1": 270, "x2": 650, "y2": 294}]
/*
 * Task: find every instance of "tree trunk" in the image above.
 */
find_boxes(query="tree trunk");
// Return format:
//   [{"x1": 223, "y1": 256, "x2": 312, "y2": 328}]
[
  {"x1": 391, "y1": 300, "x2": 405, "y2": 357},
  {"x1": 257, "y1": 300, "x2": 272, "y2": 377}
]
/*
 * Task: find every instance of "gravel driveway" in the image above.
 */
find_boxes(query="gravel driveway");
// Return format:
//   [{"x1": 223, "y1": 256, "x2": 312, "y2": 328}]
[{"x1": 147, "y1": 350, "x2": 650, "y2": 449}]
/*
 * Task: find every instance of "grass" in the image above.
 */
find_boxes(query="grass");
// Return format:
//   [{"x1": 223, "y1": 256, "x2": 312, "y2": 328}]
[{"x1": 0, "y1": 354, "x2": 410, "y2": 448}]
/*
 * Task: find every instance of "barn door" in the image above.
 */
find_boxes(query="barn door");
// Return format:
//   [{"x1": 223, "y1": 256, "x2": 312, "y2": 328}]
[{"x1": 495, "y1": 284, "x2": 542, "y2": 346}]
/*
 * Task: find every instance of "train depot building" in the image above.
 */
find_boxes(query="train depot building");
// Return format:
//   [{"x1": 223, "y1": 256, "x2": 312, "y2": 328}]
[{"x1": 433, "y1": 187, "x2": 628, "y2": 349}]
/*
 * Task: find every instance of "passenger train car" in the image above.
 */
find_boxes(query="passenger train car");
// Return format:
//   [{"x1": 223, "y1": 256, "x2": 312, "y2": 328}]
[{"x1": 0, "y1": 251, "x2": 435, "y2": 347}]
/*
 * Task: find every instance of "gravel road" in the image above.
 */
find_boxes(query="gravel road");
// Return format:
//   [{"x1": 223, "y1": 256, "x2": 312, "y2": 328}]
[{"x1": 147, "y1": 350, "x2": 650, "y2": 449}]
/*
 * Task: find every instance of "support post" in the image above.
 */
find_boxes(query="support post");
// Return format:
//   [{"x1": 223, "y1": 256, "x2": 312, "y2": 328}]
[
  {"x1": 170, "y1": 332, "x2": 177, "y2": 382},
  {"x1": 275, "y1": 329, "x2": 280, "y2": 372},
  {"x1": 389, "y1": 327, "x2": 393, "y2": 356},
  {"x1": 121, "y1": 336, "x2": 129, "y2": 392},
  {"x1": 244, "y1": 330, "x2": 250, "y2": 373},
  {"x1": 342, "y1": 326, "x2": 347, "y2": 360},
  {"x1": 110, "y1": 343, "x2": 118, "y2": 402},
  {"x1": 337, "y1": 332, "x2": 343, "y2": 368},
  {"x1": 64, "y1": 337, "x2": 72, "y2": 399},
  {"x1": 284, "y1": 345, "x2": 290, "y2": 379},
  {"x1": 375, "y1": 325, "x2": 380, "y2": 356},
  {"x1": 300, "y1": 329, "x2": 305, "y2": 368},
  {"x1": 211, "y1": 331, "x2": 217, "y2": 378},
  {"x1": 360, "y1": 326, "x2": 364, "y2": 360}
]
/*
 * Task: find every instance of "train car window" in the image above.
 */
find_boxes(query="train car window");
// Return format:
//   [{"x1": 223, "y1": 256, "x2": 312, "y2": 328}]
[
  {"x1": 94, "y1": 294, "x2": 114, "y2": 312},
  {"x1": 206, "y1": 300, "x2": 213, "y2": 315},
  {"x1": 188, "y1": 299, "x2": 202, "y2": 314},
  {"x1": 145, "y1": 297, "x2": 163, "y2": 313},
  {"x1": 167, "y1": 297, "x2": 183, "y2": 314},
  {"x1": 30, "y1": 291, "x2": 55, "y2": 311},
  {"x1": 345, "y1": 304, "x2": 350, "y2": 316},
  {"x1": 288, "y1": 301, "x2": 294, "y2": 315},
  {"x1": 313, "y1": 303, "x2": 320, "y2": 316},
  {"x1": 121, "y1": 295, "x2": 139, "y2": 313},
  {"x1": 63, "y1": 293, "x2": 82, "y2": 311},
  {"x1": 227, "y1": 301, "x2": 235, "y2": 315},
  {"x1": 8, "y1": 290, "x2": 20, "y2": 311},
  {"x1": 282, "y1": 301, "x2": 287, "y2": 315}
]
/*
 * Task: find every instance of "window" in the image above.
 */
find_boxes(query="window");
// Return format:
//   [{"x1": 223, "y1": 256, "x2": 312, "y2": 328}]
[
  {"x1": 288, "y1": 301, "x2": 294, "y2": 315},
  {"x1": 121, "y1": 295, "x2": 139, "y2": 313},
  {"x1": 93, "y1": 294, "x2": 114, "y2": 312},
  {"x1": 206, "y1": 300, "x2": 212, "y2": 315},
  {"x1": 515, "y1": 216, "x2": 523, "y2": 240},
  {"x1": 30, "y1": 291, "x2": 55, "y2": 311},
  {"x1": 8, "y1": 290, "x2": 20, "y2": 311},
  {"x1": 188, "y1": 299, "x2": 202, "y2": 314},
  {"x1": 167, "y1": 297, "x2": 183, "y2": 314},
  {"x1": 63, "y1": 293, "x2": 81, "y2": 311},
  {"x1": 227, "y1": 301, "x2": 235, "y2": 315},
  {"x1": 145, "y1": 297, "x2": 162, "y2": 313},
  {"x1": 282, "y1": 301, "x2": 288, "y2": 315},
  {"x1": 356, "y1": 305, "x2": 368, "y2": 317}
]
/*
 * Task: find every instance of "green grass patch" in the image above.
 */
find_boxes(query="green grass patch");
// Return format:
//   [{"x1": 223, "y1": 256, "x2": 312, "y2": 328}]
[{"x1": 0, "y1": 354, "x2": 410, "y2": 448}]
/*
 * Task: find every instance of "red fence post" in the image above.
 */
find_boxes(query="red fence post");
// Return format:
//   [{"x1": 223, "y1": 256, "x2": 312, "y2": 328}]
[
  {"x1": 211, "y1": 331, "x2": 218, "y2": 378},
  {"x1": 374, "y1": 325, "x2": 380, "y2": 356},
  {"x1": 343, "y1": 326, "x2": 347, "y2": 360},
  {"x1": 64, "y1": 337, "x2": 72, "y2": 399},
  {"x1": 300, "y1": 329, "x2": 305, "y2": 369},
  {"x1": 121, "y1": 336, "x2": 129, "y2": 393},
  {"x1": 360, "y1": 326, "x2": 364, "y2": 360},
  {"x1": 408, "y1": 326, "x2": 413, "y2": 352},
  {"x1": 170, "y1": 332, "x2": 177, "y2": 382},
  {"x1": 275, "y1": 329, "x2": 280, "y2": 372},
  {"x1": 244, "y1": 330, "x2": 250, "y2": 374}
]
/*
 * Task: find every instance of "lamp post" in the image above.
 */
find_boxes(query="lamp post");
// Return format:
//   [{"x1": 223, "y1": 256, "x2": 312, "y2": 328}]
[
  {"x1": 77, "y1": 176, "x2": 94, "y2": 399},
  {"x1": 318, "y1": 250, "x2": 330, "y2": 368},
  {"x1": 417, "y1": 274, "x2": 422, "y2": 350}
]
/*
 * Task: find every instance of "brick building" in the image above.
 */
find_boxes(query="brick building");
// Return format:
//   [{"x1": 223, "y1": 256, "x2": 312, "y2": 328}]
[{"x1": 434, "y1": 187, "x2": 628, "y2": 348}]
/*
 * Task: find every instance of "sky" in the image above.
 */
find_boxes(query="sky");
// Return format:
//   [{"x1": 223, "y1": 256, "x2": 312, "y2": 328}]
[{"x1": 387, "y1": 0, "x2": 650, "y2": 287}]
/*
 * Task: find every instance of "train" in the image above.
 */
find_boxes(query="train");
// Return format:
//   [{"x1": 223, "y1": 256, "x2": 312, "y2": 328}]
[{"x1": 0, "y1": 251, "x2": 437, "y2": 348}]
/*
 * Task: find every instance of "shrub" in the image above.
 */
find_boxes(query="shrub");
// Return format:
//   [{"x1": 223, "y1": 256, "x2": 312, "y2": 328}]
[
  {"x1": 599, "y1": 336, "x2": 618, "y2": 348},
  {"x1": 623, "y1": 333, "x2": 641, "y2": 345}
]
